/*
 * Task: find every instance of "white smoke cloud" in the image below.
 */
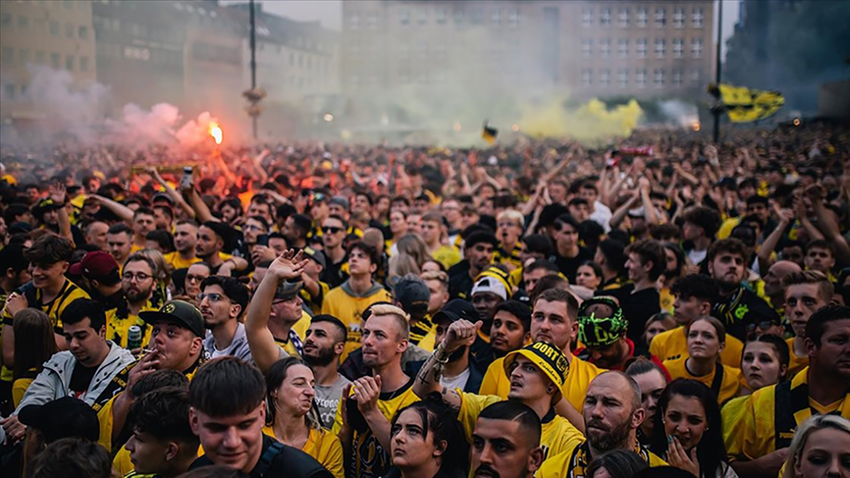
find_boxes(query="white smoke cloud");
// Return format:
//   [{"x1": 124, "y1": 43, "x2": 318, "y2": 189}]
[{"x1": 658, "y1": 100, "x2": 700, "y2": 128}]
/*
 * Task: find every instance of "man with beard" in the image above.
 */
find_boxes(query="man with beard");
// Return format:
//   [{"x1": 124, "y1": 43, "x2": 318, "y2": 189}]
[
  {"x1": 536, "y1": 371, "x2": 667, "y2": 478},
  {"x1": 1, "y1": 298, "x2": 135, "y2": 445},
  {"x1": 131, "y1": 207, "x2": 157, "y2": 251},
  {"x1": 163, "y1": 219, "x2": 200, "y2": 271},
  {"x1": 302, "y1": 315, "x2": 351, "y2": 428},
  {"x1": 430, "y1": 299, "x2": 485, "y2": 393},
  {"x1": 195, "y1": 221, "x2": 247, "y2": 276},
  {"x1": 708, "y1": 238, "x2": 780, "y2": 342},
  {"x1": 448, "y1": 231, "x2": 498, "y2": 300},
  {"x1": 489, "y1": 300, "x2": 532, "y2": 360},
  {"x1": 650, "y1": 274, "x2": 743, "y2": 368},
  {"x1": 282, "y1": 214, "x2": 311, "y2": 250},
  {"x1": 576, "y1": 297, "x2": 668, "y2": 374},
  {"x1": 414, "y1": 321, "x2": 584, "y2": 462},
  {"x1": 762, "y1": 260, "x2": 803, "y2": 315},
  {"x1": 199, "y1": 276, "x2": 251, "y2": 363},
  {"x1": 470, "y1": 401, "x2": 545, "y2": 478},
  {"x1": 333, "y1": 304, "x2": 420, "y2": 478},
  {"x1": 109, "y1": 253, "x2": 159, "y2": 349}
]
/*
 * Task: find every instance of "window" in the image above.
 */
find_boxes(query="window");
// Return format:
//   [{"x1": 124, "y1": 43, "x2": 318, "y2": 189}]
[
  {"x1": 348, "y1": 12, "x2": 360, "y2": 29},
  {"x1": 691, "y1": 69, "x2": 701, "y2": 84},
  {"x1": 618, "y1": 8, "x2": 629, "y2": 27},
  {"x1": 655, "y1": 8, "x2": 666, "y2": 27},
  {"x1": 600, "y1": 69, "x2": 610, "y2": 87},
  {"x1": 491, "y1": 9, "x2": 501, "y2": 25},
  {"x1": 600, "y1": 8, "x2": 611, "y2": 26},
  {"x1": 655, "y1": 38, "x2": 666, "y2": 58},
  {"x1": 436, "y1": 8, "x2": 447, "y2": 24},
  {"x1": 618, "y1": 68, "x2": 628, "y2": 87},
  {"x1": 654, "y1": 68, "x2": 665, "y2": 87},
  {"x1": 581, "y1": 8, "x2": 592, "y2": 27},
  {"x1": 50, "y1": 21, "x2": 59, "y2": 36},
  {"x1": 691, "y1": 38, "x2": 703, "y2": 58},
  {"x1": 673, "y1": 69, "x2": 683, "y2": 86},
  {"x1": 508, "y1": 8, "x2": 519, "y2": 27},
  {"x1": 637, "y1": 8, "x2": 647, "y2": 27},
  {"x1": 66, "y1": 55, "x2": 74, "y2": 71},
  {"x1": 1, "y1": 14, "x2": 11, "y2": 28},
  {"x1": 581, "y1": 69, "x2": 592, "y2": 87},
  {"x1": 79, "y1": 26, "x2": 88, "y2": 39},
  {"x1": 581, "y1": 39, "x2": 593, "y2": 58},
  {"x1": 599, "y1": 39, "x2": 610, "y2": 58},
  {"x1": 636, "y1": 68, "x2": 646, "y2": 87},
  {"x1": 1, "y1": 48, "x2": 13, "y2": 65},
  {"x1": 51, "y1": 53, "x2": 60, "y2": 68},
  {"x1": 35, "y1": 51, "x2": 45, "y2": 64},
  {"x1": 692, "y1": 8, "x2": 704, "y2": 28},
  {"x1": 618, "y1": 38, "x2": 629, "y2": 58},
  {"x1": 673, "y1": 8, "x2": 685, "y2": 28},
  {"x1": 399, "y1": 10, "x2": 410, "y2": 25},
  {"x1": 18, "y1": 15, "x2": 29, "y2": 30},
  {"x1": 66, "y1": 23, "x2": 74, "y2": 38},
  {"x1": 636, "y1": 38, "x2": 647, "y2": 58},
  {"x1": 4, "y1": 84, "x2": 15, "y2": 100},
  {"x1": 673, "y1": 38, "x2": 684, "y2": 58},
  {"x1": 19, "y1": 49, "x2": 30, "y2": 66},
  {"x1": 453, "y1": 8, "x2": 464, "y2": 24}
]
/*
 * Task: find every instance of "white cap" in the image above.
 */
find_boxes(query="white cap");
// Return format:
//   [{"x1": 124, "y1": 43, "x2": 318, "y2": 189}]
[{"x1": 472, "y1": 277, "x2": 508, "y2": 300}]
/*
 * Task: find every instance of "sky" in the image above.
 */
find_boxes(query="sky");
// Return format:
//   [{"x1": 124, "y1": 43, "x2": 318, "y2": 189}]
[{"x1": 224, "y1": 0, "x2": 740, "y2": 59}]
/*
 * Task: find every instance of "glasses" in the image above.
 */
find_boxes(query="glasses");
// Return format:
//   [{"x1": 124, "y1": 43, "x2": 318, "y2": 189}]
[
  {"x1": 122, "y1": 272, "x2": 151, "y2": 282},
  {"x1": 322, "y1": 226, "x2": 344, "y2": 234},
  {"x1": 244, "y1": 224, "x2": 265, "y2": 231},
  {"x1": 186, "y1": 274, "x2": 208, "y2": 283},
  {"x1": 198, "y1": 292, "x2": 230, "y2": 303}
]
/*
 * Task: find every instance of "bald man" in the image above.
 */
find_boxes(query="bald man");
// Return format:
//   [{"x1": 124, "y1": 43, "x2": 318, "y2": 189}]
[{"x1": 763, "y1": 260, "x2": 803, "y2": 313}]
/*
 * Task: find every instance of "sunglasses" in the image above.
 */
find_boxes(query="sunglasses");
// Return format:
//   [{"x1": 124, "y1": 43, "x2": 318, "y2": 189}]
[
  {"x1": 198, "y1": 292, "x2": 230, "y2": 303},
  {"x1": 322, "y1": 226, "x2": 344, "y2": 234}
]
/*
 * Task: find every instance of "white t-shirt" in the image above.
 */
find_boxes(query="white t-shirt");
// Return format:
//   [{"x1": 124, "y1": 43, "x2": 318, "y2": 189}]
[
  {"x1": 440, "y1": 367, "x2": 471, "y2": 392},
  {"x1": 688, "y1": 248, "x2": 707, "y2": 266}
]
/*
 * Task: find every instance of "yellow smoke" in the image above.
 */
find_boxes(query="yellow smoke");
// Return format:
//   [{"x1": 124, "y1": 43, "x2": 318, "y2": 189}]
[{"x1": 519, "y1": 98, "x2": 643, "y2": 144}]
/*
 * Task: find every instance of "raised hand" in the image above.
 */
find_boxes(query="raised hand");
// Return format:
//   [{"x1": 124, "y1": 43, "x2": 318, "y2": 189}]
[
  {"x1": 48, "y1": 182, "x2": 66, "y2": 204},
  {"x1": 444, "y1": 319, "x2": 483, "y2": 353},
  {"x1": 267, "y1": 249, "x2": 308, "y2": 282}
]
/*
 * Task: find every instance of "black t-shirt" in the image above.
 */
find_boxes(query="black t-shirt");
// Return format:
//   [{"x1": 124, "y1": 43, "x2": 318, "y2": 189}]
[
  {"x1": 69, "y1": 362, "x2": 98, "y2": 398},
  {"x1": 448, "y1": 260, "x2": 475, "y2": 300},
  {"x1": 320, "y1": 254, "x2": 348, "y2": 289},
  {"x1": 602, "y1": 284, "x2": 661, "y2": 344},
  {"x1": 190, "y1": 434, "x2": 332, "y2": 478},
  {"x1": 712, "y1": 286, "x2": 781, "y2": 342},
  {"x1": 554, "y1": 247, "x2": 594, "y2": 284}
]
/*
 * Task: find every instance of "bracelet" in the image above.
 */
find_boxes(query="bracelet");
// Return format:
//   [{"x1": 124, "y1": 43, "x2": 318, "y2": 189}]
[{"x1": 434, "y1": 343, "x2": 450, "y2": 365}]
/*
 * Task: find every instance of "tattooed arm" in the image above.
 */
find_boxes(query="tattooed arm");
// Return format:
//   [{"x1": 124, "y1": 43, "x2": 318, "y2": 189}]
[{"x1": 413, "y1": 319, "x2": 481, "y2": 411}]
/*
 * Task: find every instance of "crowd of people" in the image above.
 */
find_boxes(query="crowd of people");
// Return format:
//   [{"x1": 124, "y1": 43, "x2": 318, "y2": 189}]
[{"x1": 0, "y1": 121, "x2": 848, "y2": 478}]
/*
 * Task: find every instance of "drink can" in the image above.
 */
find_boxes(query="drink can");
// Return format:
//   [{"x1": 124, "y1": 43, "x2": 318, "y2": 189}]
[{"x1": 128, "y1": 325, "x2": 142, "y2": 351}]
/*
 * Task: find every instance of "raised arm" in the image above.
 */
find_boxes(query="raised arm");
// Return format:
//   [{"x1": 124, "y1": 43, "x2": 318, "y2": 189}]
[
  {"x1": 147, "y1": 167, "x2": 195, "y2": 219},
  {"x1": 91, "y1": 194, "x2": 134, "y2": 224},
  {"x1": 758, "y1": 206, "x2": 793, "y2": 272},
  {"x1": 245, "y1": 250, "x2": 308, "y2": 374},
  {"x1": 413, "y1": 319, "x2": 481, "y2": 411},
  {"x1": 182, "y1": 183, "x2": 219, "y2": 224}
]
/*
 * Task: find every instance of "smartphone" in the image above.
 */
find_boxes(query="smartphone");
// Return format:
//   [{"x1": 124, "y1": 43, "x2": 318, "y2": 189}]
[
  {"x1": 256, "y1": 234, "x2": 269, "y2": 247},
  {"x1": 181, "y1": 166, "x2": 193, "y2": 190}
]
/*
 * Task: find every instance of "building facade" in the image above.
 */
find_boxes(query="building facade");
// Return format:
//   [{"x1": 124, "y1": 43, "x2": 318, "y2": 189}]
[{"x1": 0, "y1": 0, "x2": 97, "y2": 120}]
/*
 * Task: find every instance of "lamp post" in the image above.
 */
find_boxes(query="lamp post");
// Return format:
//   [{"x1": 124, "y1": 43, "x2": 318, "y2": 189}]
[{"x1": 713, "y1": 0, "x2": 723, "y2": 144}]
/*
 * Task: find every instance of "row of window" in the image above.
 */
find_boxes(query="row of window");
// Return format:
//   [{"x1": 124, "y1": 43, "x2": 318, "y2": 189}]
[
  {"x1": 581, "y1": 38, "x2": 704, "y2": 59},
  {"x1": 580, "y1": 68, "x2": 702, "y2": 88},
  {"x1": 0, "y1": 14, "x2": 90, "y2": 39},
  {"x1": 347, "y1": 7, "x2": 521, "y2": 29},
  {"x1": 257, "y1": 45, "x2": 332, "y2": 74},
  {"x1": 1, "y1": 47, "x2": 90, "y2": 72},
  {"x1": 582, "y1": 7, "x2": 705, "y2": 28}
]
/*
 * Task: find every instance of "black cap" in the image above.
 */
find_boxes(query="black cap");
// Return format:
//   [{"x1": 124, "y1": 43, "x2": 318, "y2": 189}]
[
  {"x1": 33, "y1": 198, "x2": 62, "y2": 217},
  {"x1": 18, "y1": 397, "x2": 100, "y2": 443},
  {"x1": 302, "y1": 246, "x2": 326, "y2": 269},
  {"x1": 393, "y1": 275, "x2": 430, "y2": 317},
  {"x1": 433, "y1": 299, "x2": 479, "y2": 324},
  {"x1": 274, "y1": 281, "x2": 303, "y2": 301},
  {"x1": 140, "y1": 300, "x2": 205, "y2": 337}
]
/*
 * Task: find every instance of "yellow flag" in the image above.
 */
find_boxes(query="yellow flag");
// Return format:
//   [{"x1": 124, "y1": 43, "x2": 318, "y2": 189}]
[{"x1": 717, "y1": 84, "x2": 785, "y2": 123}]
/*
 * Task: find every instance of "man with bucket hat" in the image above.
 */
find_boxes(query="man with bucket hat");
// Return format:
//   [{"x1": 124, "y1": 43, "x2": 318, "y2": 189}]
[{"x1": 414, "y1": 317, "x2": 584, "y2": 461}]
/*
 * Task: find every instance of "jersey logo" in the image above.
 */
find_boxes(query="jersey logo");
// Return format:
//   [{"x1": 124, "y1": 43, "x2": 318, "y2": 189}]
[{"x1": 734, "y1": 303, "x2": 749, "y2": 320}]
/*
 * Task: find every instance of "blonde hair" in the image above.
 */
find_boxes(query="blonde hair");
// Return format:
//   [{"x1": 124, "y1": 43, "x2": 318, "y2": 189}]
[
  {"x1": 389, "y1": 254, "x2": 420, "y2": 285},
  {"x1": 783, "y1": 415, "x2": 850, "y2": 478},
  {"x1": 497, "y1": 209, "x2": 524, "y2": 227},
  {"x1": 367, "y1": 303, "x2": 411, "y2": 340},
  {"x1": 421, "y1": 270, "x2": 449, "y2": 288}
]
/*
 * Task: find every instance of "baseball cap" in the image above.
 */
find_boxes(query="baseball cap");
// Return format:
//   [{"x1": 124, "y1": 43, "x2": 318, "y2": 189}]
[
  {"x1": 302, "y1": 246, "x2": 326, "y2": 269},
  {"x1": 392, "y1": 275, "x2": 430, "y2": 317},
  {"x1": 18, "y1": 397, "x2": 100, "y2": 443},
  {"x1": 140, "y1": 300, "x2": 205, "y2": 338},
  {"x1": 577, "y1": 296, "x2": 627, "y2": 347},
  {"x1": 432, "y1": 299, "x2": 479, "y2": 325},
  {"x1": 152, "y1": 192, "x2": 174, "y2": 205},
  {"x1": 471, "y1": 277, "x2": 508, "y2": 301},
  {"x1": 69, "y1": 250, "x2": 119, "y2": 279},
  {"x1": 274, "y1": 281, "x2": 303, "y2": 301},
  {"x1": 33, "y1": 198, "x2": 62, "y2": 217},
  {"x1": 504, "y1": 342, "x2": 569, "y2": 399},
  {"x1": 329, "y1": 196, "x2": 349, "y2": 210}
]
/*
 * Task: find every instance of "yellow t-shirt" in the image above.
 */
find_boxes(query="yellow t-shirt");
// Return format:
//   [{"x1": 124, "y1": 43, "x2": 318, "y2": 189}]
[
  {"x1": 479, "y1": 355, "x2": 604, "y2": 413},
  {"x1": 650, "y1": 326, "x2": 744, "y2": 369},
  {"x1": 163, "y1": 251, "x2": 200, "y2": 271},
  {"x1": 432, "y1": 245, "x2": 462, "y2": 270},
  {"x1": 12, "y1": 377, "x2": 35, "y2": 408},
  {"x1": 785, "y1": 337, "x2": 809, "y2": 380},
  {"x1": 106, "y1": 308, "x2": 154, "y2": 350},
  {"x1": 457, "y1": 391, "x2": 584, "y2": 461},
  {"x1": 720, "y1": 395, "x2": 749, "y2": 455},
  {"x1": 332, "y1": 379, "x2": 420, "y2": 478},
  {"x1": 261, "y1": 426, "x2": 344, "y2": 478},
  {"x1": 300, "y1": 281, "x2": 331, "y2": 315},
  {"x1": 537, "y1": 440, "x2": 668, "y2": 478},
  {"x1": 717, "y1": 217, "x2": 741, "y2": 240},
  {"x1": 321, "y1": 285, "x2": 392, "y2": 362},
  {"x1": 659, "y1": 288, "x2": 674, "y2": 313},
  {"x1": 418, "y1": 329, "x2": 436, "y2": 352},
  {"x1": 663, "y1": 357, "x2": 742, "y2": 406},
  {"x1": 727, "y1": 367, "x2": 850, "y2": 461}
]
